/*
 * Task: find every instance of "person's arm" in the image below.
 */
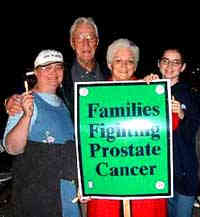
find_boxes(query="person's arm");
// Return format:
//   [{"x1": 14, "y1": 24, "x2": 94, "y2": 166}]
[
  {"x1": 5, "y1": 93, "x2": 34, "y2": 155},
  {"x1": 5, "y1": 94, "x2": 23, "y2": 116},
  {"x1": 174, "y1": 90, "x2": 200, "y2": 145}
]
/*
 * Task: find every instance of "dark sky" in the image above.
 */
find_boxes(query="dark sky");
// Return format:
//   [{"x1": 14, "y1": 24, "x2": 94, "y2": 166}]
[
  {"x1": 1, "y1": 13, "x2": 200, "y2": 136},
  {"x1": 4, "y1": 13, "x2": 200, "y2": 75},
  {"x1": 3, "y1": 14, "x2": 200, "y2": 94}
]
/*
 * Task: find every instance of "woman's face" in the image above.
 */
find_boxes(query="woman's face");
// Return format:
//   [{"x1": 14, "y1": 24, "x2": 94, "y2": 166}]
[
  {"x1": 108, "y1": 47, "x2": 137, "y2": 81},
  {"x1": 35, "y1": 63, "x2": 64, "y2": 92},
  {"x1": 158, "y1": 49, "x2": 185, "y2": 85}
]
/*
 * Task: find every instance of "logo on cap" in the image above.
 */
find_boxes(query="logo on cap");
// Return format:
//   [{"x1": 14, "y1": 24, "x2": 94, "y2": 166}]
[{"x1": 34, "y1": 49, "x2": 63, "y2": 68}]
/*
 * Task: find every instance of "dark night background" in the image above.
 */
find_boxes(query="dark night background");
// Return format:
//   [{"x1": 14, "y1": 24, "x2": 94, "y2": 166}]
[
  {"x1": 0, "y1": 10, "x2": 200, "y2": 216},
  {"x1": 1, "y1": 11, "x2": 200, "y2": 137}
]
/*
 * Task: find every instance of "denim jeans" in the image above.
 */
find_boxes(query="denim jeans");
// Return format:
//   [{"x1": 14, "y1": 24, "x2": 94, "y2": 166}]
[
  {"x1": 168, "y1": 191, "x2": 195, "y2": 217},
  {"x1": 60, "y1": 179, "x2": 81, "y2": 217}
]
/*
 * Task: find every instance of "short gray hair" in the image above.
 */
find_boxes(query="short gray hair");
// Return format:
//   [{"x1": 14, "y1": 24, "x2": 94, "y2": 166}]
[
  {"x1": 70, "y1": 17, "x2": 99, "y2": 44},
  {"x1": 106, "y1": 38, "x2": 140, "y2": 67}
]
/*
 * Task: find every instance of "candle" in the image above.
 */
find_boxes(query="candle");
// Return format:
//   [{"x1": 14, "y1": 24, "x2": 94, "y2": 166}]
[{"x1": 24, "y1": 80, "x2": 29, "y2": 93}]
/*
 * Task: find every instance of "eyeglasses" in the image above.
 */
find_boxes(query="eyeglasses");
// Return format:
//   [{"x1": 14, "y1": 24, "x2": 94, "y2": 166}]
[
  {"x1": 160, "y1": 57, "x2": 182, "y2": 67},
  {"x1": 39, "y1": 63, "x2": 64, "y2": 72},
  {"x1": 74, "y1": 33, "x2": 97, "y2": 44}
]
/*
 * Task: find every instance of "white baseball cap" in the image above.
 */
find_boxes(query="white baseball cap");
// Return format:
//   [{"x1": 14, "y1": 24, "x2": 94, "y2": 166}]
[{"x1": 34, "y1": 49, "x2": 64, "y2": 68}]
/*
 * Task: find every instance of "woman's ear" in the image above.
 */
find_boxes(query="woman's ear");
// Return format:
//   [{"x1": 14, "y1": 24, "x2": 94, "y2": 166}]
[
  {"x1": 157, "y1": 60, "x2": 160, "y2": 68},
  {"x1": 108, "y1": 63, "x2": 112, "y2": 71}
]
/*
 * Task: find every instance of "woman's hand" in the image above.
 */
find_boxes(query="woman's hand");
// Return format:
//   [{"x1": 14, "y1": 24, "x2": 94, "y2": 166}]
[
  {"x1": 21, "y1": 91, "x2": 34, "y2": 118},
  {"x1": 143, "y1": 73, "x2": 159, "y2": 84},
  {"x1": 72, "y1": 189, "x2": 91, "y2": 204},
  {"x1": 172, "y1": 96, "x2": 184, "y2": 120}
]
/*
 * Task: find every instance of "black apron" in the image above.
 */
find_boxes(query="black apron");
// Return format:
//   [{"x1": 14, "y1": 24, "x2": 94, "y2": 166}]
[{"x1": 12, "y1": 140, "x2": 78, "y2": 217}]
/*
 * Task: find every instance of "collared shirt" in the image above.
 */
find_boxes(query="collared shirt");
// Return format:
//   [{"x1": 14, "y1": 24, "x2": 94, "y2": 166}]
[{"x1": 71, "y1": 59, "x2": 104, "y2": 82}]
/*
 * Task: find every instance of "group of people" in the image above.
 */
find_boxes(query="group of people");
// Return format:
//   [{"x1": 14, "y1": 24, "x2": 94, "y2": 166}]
[{"x1": 3, "y1": 17, "x2": 200, "y2": 217}]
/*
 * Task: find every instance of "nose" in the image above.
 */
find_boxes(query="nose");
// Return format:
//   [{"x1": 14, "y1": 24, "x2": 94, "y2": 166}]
[
  {"x1": 165, "y1": 64, "x2": 174, "y2": 71},
  {"x1": 82, "y1": 38, "x2": 91, "y2": 47},
  {"x1": 48, "y1": 67, "x2": 57, "y2": 74},
  {"x1": 120, "y1": 61, "x2": 129, "y2": 72}
]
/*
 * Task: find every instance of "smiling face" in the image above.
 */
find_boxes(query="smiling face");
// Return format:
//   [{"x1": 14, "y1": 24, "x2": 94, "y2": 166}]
[
  {"x1": 71, "y1": 23, "x2": 98, "y2": 66},
  {"x1": 158, "y1": 49, "x2": 186, "y2": 86},
  {"x1": 108, "y1": 47, "x2": 137, "y2": 81},
  {"x1": 35, "y1": 63, "x2": 64, "y2": 93}
]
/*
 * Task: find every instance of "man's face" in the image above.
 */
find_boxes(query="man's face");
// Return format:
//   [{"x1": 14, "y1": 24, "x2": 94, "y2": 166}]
[{"x1": 71, "y1": 23, "x2": 98, "y2": 65}]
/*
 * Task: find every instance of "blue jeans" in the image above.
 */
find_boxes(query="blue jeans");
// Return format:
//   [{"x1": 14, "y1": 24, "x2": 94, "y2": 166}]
[
  {"x1": 168, "y1": 191, "x2": 195, "y2": 217},
  {"x1": 60, "y1": 179, "x2": 81, "y2": 217}
]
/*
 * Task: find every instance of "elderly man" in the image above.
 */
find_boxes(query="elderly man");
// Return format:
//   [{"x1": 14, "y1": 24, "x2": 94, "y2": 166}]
[{"x1": 62, "y1": 17, "x2": 106, "y2": 113}]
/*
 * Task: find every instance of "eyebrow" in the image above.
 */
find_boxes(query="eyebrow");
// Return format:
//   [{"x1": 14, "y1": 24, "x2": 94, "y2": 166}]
[
  {"x1": 113, "y1": 56, "x2": 135, "y2": 60},
  {"x1": 162, "y1": 57, "x2": 182, "y2": 61},
  {"x1": 75, "y1": 32, "x2": 96, "y2": 36}
]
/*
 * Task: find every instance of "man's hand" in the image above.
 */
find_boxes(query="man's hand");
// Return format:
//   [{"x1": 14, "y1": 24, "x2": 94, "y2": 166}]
[{"x1": 5, "y1": 94, "x2": 23, "y2": 116}]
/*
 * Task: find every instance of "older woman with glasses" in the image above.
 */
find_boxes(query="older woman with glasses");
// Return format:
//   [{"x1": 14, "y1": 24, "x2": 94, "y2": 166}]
[
  {"x1": 3, "y1": 50, "x2": 80, "y2": 217},
  {"x1": 87, "y1": 38, "x2": 167, "y2": 217}
]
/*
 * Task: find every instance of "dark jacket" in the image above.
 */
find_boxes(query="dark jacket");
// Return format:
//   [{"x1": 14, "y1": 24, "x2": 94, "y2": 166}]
[
  {"x1": 59, "y1": 59, "x2": 108, "y2": 118},
  {"x1": 172, "y1": 82, "x2": 200, "y2": 195}
]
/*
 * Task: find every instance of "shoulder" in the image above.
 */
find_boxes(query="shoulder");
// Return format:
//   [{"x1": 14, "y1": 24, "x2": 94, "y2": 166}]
[
  {"x1": 172, "y1": 82, "x2": 192, "y2": 99},
  {"x1": 98, "y1": 61, "x2": 110, "y2": 80}
]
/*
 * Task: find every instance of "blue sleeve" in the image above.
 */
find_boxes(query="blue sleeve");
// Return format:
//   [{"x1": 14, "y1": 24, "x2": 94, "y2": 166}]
[{"x1": 3, "y1": 103, "x2": 38, "y2": 148}]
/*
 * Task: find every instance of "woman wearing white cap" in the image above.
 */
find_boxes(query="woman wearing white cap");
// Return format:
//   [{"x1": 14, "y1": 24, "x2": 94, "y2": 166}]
[{"x1": 3, "y1": 49, "x2": 80, "y2": 217}]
